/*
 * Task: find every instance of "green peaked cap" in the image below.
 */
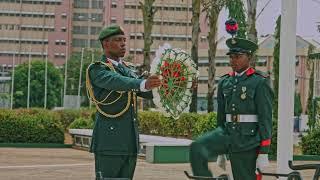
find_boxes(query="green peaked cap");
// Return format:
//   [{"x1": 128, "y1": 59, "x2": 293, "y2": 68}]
[
  {"x1": 226, "y1": 38, "x2": 258, "y2": 55},
  {"x1": 98, "y1": 24, "x2": 125, "y2": 41}
]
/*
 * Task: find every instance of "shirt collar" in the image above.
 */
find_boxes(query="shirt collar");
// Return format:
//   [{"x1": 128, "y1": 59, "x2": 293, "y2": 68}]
[
  {"x1": 235, "y1": 67, "x2": 250, "y2": 77},
  {"x1": 107, "y1": 58, "x2": 122, "y2": 66}
]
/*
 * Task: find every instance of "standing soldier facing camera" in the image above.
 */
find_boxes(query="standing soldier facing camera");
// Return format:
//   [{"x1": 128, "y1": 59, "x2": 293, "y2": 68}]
[
  {"x1": 189, "y1": 35, "x2": 273, "y2": 180},
  {"x1": 86, "y1": 25, "x2": 161, "y2": 180}
]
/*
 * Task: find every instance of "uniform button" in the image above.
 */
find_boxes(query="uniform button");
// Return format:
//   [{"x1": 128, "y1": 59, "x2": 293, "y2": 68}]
[
  {"x1": 251, "y1": 130, "x2": 254, "y2": 133},
  {"x1": 232, "y1": 126, "x2": 235, "y2": 129},
  {"x1": 110, "y1": 126, "x2": 114, "y2": 130},
  {"x1": 232, "y1": 104, "x2": 235, "y2": 107},
  {"x1": 133, "y1": 118, "x2": 136, "y2": 121},
  {"x1": 232, "y1": 108, "x2": 235, "y2": 111},
  {"x1": 233, "y1": 85, "x2": 236, "y2": 88},
  {"x1": 233, "y1": 89, "x2": 236, "y2": 92}
]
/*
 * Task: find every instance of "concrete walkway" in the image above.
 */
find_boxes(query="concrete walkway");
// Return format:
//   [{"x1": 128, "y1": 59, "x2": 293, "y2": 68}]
[{"x1": 0, "y1": 148, "x2": 318, "y2": 180}]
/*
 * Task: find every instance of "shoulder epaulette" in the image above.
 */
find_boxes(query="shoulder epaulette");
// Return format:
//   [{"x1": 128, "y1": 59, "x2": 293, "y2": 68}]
[
  {"x1": 93, "y1": 61, "x2": 102, "y2": 65},
  {"x1": 255, "y1": 70, "x2": 270, "y2": 78}
]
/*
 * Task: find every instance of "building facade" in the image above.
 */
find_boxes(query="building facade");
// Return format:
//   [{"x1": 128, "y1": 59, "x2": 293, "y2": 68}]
[{"x1": 0, "y1": 0, "x2": 71, "y2": 67}]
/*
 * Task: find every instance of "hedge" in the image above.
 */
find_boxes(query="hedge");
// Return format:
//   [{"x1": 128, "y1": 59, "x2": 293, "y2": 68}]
[
  {"x1": 54, "y1": 108, "x2": 95, "y2": 130},
  {"x1": 69, "y1": 111, "x2": 217, "y2": 139},
  {"x1": 0, "y1": 108, "x2": 64, "y2": 143},
  {"x1": 300, "y1": 125, "x2": 320, "y2": 155}
]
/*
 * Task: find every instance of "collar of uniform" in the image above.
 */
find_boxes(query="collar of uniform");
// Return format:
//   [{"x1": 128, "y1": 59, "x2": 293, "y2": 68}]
[
  {"x1": 228, "y1": 67, "x2": 256, "y2": 76},
  {"x1": 228, "y1": 67, "x2": 255, "y2": 77},
  {"x1": 235, "y1": 67, "x2": 250, "y2": 77},
  {"x1": 245, "y1": 67, "x2": 255, "y2": 76},
  {"x1": 106, "y1": 58, "x2": 122, "y2": 66}
]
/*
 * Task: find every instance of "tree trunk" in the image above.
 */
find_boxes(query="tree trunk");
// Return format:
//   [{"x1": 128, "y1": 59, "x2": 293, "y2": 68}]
[
  {"x1": 207, "y1": 11, "x2": 219, "y2": 112},
  {"x1": 140, "y1": 0, "x2": 156, "y2": 109},
  {"x1": 140, "y1": 0, "x2": 156, "y2": 72},
  {"x1": 189, "y1": 0, "x2": 201, "y2": 112},
  {"x1": 247, "y1": 0, "x2": 258, "y2": 67}
]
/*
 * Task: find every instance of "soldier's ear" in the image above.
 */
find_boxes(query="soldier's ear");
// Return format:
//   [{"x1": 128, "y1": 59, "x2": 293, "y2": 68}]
[{"x1": 101, "y1": 39, "x2": 109, "y2": 49}]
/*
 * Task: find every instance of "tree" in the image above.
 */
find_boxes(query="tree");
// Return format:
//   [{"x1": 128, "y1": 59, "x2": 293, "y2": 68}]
[
  {"x1": 226, "y1": 0, "x2": 247, "y2": 38},
  {"x1": 63, "y1": 49, "x2": 103, "y2": 106},
  {"x1": 13, "y1": 60, "x2": 63, "y2": 109},
  {"x1": 294, "y1": 92, "x2": 302, "y2": 117},
  {"x1": 272, "y1": 15, "x2": 281, "y2": 119},
  {"x1": 140, "y1": 0, "x2": 156, "y2": 72},
  {"x1": 189, "y1": 0, "x2": 201, "y2": 112},
  {"x1": 201, "y1": 0, "x2": 226, "y2": 112},
  {"x1": 247, "y1": 0, "x2": 258, "y2": 67},
  {"x1": 306, "y1": 45, "x2": 316, "y2": 130}
]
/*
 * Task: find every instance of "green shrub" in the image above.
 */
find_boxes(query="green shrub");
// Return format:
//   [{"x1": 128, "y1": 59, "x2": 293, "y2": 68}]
[
  {"x1": 54, "y1": 108, "x2": 95, "y2": 130},
  {"x1": 0, "y1": 108, "x2": 64, "y2": 143},
  {"x1": 69, "y1": 117, "x2": 94, "y2": 129},
  {"x1": 269, "y1": 120, "x2": 278, "y2": 158},
  {"x1": 68, "y1": 111, "x2": 218, "y2": 139},
  {"x1": 138, "y1": 111, "x2": 217, "y2": 139},
  {"x1": 300, "y1": 126, "x2": 320, "y2": 155}
]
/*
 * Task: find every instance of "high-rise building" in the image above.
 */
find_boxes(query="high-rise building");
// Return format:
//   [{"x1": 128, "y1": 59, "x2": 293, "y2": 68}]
[
  {"x1": 71, "y1": 0, "x2": 104, "y2": 52},
  {"x1": 0, "y1": 0, "x2": 71, "y2": 67}
]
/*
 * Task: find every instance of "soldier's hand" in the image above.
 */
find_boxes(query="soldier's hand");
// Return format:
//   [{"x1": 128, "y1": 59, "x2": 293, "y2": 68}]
[
  {"x1": 256, "y1": 154, "x2": 269, "y2": 172},
  {"x1": 217, "y1": 154, "x2": 227, "y2": 171},
  {"x1": 145, "y1": 75, "x2": 161, "y2": 90}
]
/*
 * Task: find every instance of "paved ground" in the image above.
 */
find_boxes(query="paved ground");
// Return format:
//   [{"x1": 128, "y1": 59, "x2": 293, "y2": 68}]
[{"x1": 0, "y1": 148, "x2": 319, "y2": 180}]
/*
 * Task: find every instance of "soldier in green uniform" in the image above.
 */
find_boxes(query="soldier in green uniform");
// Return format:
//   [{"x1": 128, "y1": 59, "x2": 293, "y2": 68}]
[
  {"x1": 86, "y1": 25, "x2": 161, "y2": 180},
  {"x1": 189, "y1": 37, "x2": 273, "y2": 180}
]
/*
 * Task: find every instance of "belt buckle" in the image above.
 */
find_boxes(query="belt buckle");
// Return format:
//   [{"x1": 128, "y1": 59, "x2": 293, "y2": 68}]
[{"x1": 232, "y1": 114, "x2": 240, "y2": 122}]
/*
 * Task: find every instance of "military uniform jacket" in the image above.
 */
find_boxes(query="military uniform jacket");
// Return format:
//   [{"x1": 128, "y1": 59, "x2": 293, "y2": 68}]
[
  {"x1": 87, "y1": 55, "x2": 152, "y2": 155},
  {"x1": 217, "y1": 68, "x2": 273, "y2": 154}
]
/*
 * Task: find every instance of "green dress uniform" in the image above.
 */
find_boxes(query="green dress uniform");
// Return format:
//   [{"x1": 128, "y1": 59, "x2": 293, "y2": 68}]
[
  {"x1": 86, "y1": 25, "x2": 153, "y2": 180},
  {"x1": 189, "y1": 38, "x2": 273, "y2": 180}
]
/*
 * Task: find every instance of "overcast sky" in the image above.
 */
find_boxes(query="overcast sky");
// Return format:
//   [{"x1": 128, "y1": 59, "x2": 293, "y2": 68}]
[{"x1": 217, "y1": 0, "x2": 320, "y2": 41}]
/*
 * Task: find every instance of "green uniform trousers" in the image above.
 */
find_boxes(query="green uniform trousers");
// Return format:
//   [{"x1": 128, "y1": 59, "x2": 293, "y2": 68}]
[
  {"x1": 94, "y1": 154, "x2": 137, "y2": 180},
  {"x1": 190, "y1": 128, "x2": 258, "y2": 180}
]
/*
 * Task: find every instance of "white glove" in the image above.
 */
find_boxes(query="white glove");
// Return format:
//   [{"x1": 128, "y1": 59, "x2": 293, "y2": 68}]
[
  {"x1": 217, "y1": 154, "x2": 227, "y2": 171},
  {"x1": 256, "y1": 154, "x2": 269, "y2": 172}
]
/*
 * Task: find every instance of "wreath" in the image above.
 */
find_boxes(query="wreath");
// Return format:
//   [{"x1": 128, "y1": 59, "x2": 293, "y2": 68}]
[{"x1": 150, "y1": 44, "x2": 198, "y2": 119}]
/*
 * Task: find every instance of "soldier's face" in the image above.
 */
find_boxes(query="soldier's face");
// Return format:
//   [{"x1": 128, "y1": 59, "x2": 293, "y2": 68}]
[
  {"x1": 229, "y1": 53, "x2": 250, "y2": 72},
  {"x1": 103, "y1": 35, "x2": 126, "y2": 58}
]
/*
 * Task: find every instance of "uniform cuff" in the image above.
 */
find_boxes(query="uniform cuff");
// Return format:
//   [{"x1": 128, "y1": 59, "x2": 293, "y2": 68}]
[
  {"x1": 259, "y1": 139, "x2": 271, "y2": 154},
  {"x1": 140, "y1": 80, "x2": 150, "y2": 92}
]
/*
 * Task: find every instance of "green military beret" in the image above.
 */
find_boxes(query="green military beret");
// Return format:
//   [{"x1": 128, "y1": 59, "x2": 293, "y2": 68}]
[
  {"x1": 309, "y1": 52, "x2": 320, "y2": 60},
  {"x1": 226, "y1": 38, "x2": 258, "y2": 55},
  {"x1": 98, "y1": 24, "x2": 125, "y2": 41}
]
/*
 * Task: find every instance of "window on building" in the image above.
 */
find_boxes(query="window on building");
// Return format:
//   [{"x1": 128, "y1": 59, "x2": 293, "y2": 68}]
[
  {"x1": 91, "y1": 26, "x2": 102, "y2": 35},
  {"x1": 91, "y1": 13, "x2": 103, "y2": 22},
  {"x1": 73, "y1": 13, "x2": 89, "y2": 21},
  {"x1": 92, "y1": 0, "x2": 103, "y2": 9},
  {"x1": 61, "y1": 13, "x2": 67, "y2": 19},
  {"x1": 111, "y1": 17, "x2": 117, "y2": 23},
  {"x1": 74, "y1": 0, "x2": 89, "y2": 8},
  {"x1": 73, "y1": 26, "x2": 88, "y2": 34},
  {"x1": 111, "y1": 2, "x2": 117, "y2": 8},
  {"x1": 73, "y1": 39, "x2": 87, "y2": 47},
  {"x1": 90, "y1": 40, "x2": 100, "y2": 48},
  {"x1": 61, "y1": 27, "x2": 67, "y2": 32}
]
